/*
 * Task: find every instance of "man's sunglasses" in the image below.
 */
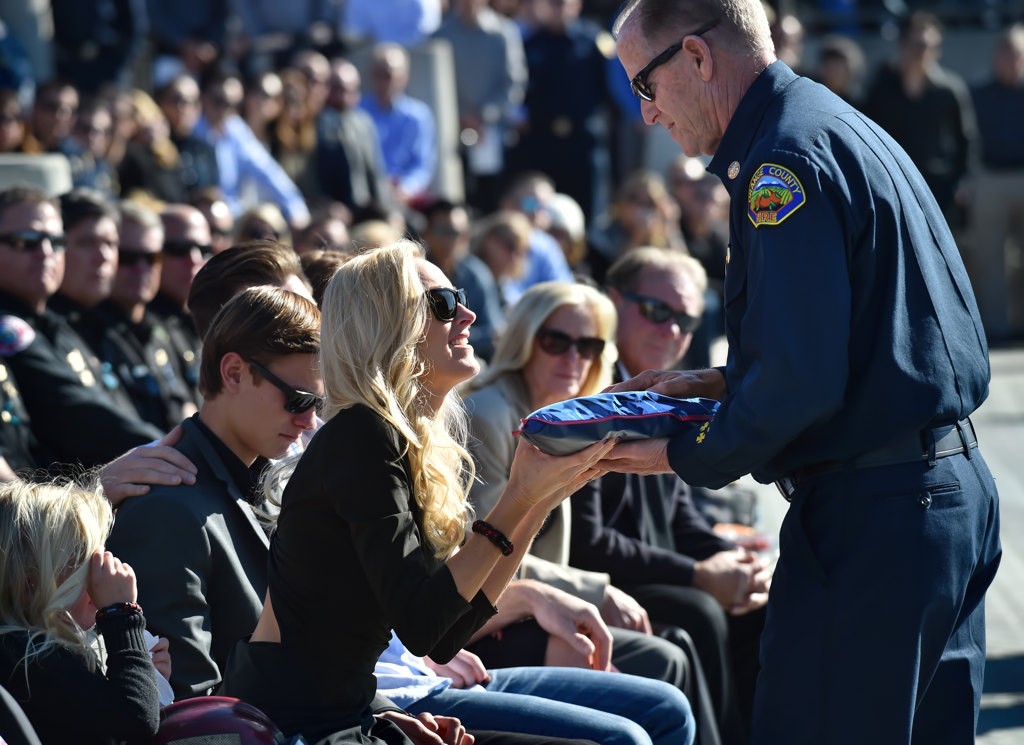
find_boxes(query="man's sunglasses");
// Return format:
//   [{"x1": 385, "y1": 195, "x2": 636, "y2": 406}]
[
  {"x1": 622, "y1": 291, "x2": 701, "y2": 332},
  {"x1": 0, "y1": 230, "x2": 66, "y2": 253},
  {"x1": 118, "y1": 249, "x2": 163, "y2": 268},
  {"x1": 630, "y1": 19, "x2": 720, "y2": 102},
  {"x1": 247, "y1": 358, "x2": 324, "y2": 415},
  {"x1": 163, "y1": 240, "x2": 213, "y2": 259},
  {"x1": 536, "y1": 328, "x2": 606, "y2": 361},
  {"x1": 425, "y1": 287, "x2": 468, "y2": 322}
]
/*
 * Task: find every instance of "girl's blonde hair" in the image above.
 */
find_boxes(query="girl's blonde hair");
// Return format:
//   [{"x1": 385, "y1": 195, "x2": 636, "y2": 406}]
[
  {"x1": 318, "y1": 240, "x2": 474, "y2": 556},
  {"x1": 471, "y1": 280, "x2": 618, "y2": 397},
  {"x1": 0, "y1": 479, "x2": 112, "y2": 673}
]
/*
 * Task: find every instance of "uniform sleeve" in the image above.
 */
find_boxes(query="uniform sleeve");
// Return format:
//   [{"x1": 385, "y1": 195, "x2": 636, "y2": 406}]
[
  {"x1": 326, "y1": 412, "x2": 493, "y2": 661},
  {"x1": 668, "y1": 149, "x2": 853, "y2": 487},
  {"x1": 107, "y1": 493, "x2": 221, "y2": 699}
]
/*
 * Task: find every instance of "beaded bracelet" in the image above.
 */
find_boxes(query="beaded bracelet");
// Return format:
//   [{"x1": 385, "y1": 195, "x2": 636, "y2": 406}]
[
  {"x1": 472, "y1": 520, "x2": 514, "y2": 556},
  {"x1": 95, "y1": 601, "x2": 143, "y2": 623}
]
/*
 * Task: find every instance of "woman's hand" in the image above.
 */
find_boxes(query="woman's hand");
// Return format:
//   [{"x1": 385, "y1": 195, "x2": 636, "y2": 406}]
[
  {"x1": 149, "y1": 636, "x2": 172, "y2": 681},
  {"x1": 377, "y1": 711, "x2": 475, "y2": 745},
  {"x1": 87, "y1": 549, "x2": 138, "y2": 608},
  {"x1": 601, "y1": 585, "x2": 653, "y2": 633},
  {"x1": 504, "y1": 436, "x2": 616, "y2": 512},
  {"x1": 423, "y1": 650, "x2": 491, "y2": 689}
]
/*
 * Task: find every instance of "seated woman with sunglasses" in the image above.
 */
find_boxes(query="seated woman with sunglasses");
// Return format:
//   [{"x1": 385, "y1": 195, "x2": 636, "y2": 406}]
[
  {"x1": 215, "y1": 243, "x2": 694, "y2": 744},
  {"x1": 106, "y1": 285, "x2": 323, "y2": 700}
]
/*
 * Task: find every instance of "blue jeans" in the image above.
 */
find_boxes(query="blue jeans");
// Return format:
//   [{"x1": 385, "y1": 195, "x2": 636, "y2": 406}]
[{"x1": 406, "y1": 667, "x2": 694, "y2": 745}]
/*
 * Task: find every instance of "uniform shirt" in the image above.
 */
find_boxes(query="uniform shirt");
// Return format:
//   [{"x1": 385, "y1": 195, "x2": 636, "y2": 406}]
[
  {"x1": 0, "y1": 291, "x2": 161, "y2": 468},
  {"x1": 666, "y1": 62, "x2": 989, "y2": 488},
  {"x1": 0, "y1": 359, "x2": 38, "y2": 472},
  {"x1": 970, "y1": 78, "x2": 1024, "y2": 170}
]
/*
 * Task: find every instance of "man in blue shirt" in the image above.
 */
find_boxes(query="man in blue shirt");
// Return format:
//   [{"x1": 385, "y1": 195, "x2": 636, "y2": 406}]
[
  {"x1": 361, "y1": 43, "x2": 438, "y2": 206},
  {"x1": 603, "y1": 1, "x2": 1001, "y2": 744}
]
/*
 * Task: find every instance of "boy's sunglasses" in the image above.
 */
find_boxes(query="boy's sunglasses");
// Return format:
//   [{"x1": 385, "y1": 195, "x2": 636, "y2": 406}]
[
  {"x1": 246, "y1": 358, "x2": 323, "y2": 414},
  {"x1": 425, "y1": 287, "x2": 468, "y2": 322},
  {"x1": 536, "y1": 328, "x2": 606, "y2": 361},
  {"x1": 622, "y1": 291, "x2": 701, "y2": 332},
  {"x1": 0, "y1": 230, "x2": 66, "y2": 252}
]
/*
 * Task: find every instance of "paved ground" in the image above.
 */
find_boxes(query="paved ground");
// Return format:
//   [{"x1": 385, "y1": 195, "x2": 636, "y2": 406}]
[{"x1": 745, "y1": 346, "x2": 1024, "y2": 742}]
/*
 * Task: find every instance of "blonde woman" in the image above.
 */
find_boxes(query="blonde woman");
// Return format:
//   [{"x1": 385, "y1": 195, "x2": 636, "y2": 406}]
[
  {"x1": 217, "y1": 242, "x2": 636, "y2": 743},
  {"x1": 0, "y1": 480, "x2": 162, "y2": 744}
]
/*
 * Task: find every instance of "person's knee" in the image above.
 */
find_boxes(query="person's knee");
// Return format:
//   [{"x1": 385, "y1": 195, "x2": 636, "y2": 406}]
[{"x1": 647, "y1": 683, "x2": 695, "y2": 745}]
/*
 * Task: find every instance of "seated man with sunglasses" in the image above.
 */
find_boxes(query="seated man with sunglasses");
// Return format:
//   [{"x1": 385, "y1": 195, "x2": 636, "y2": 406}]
[
  {"x1": 150, "y1": 204, "x2": 215, "y2": 403},
  {"x1": 107, "y1": 285, "x2": 323, "y2": 699},
  {"x1": 568, "y1": 247, "x2": 770, "y2": 745}
]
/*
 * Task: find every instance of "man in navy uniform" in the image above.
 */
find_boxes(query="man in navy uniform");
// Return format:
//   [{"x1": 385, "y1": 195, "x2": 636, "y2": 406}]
[{"x1": 604, "y1": 1, "x2": 1001, "y2": 744}]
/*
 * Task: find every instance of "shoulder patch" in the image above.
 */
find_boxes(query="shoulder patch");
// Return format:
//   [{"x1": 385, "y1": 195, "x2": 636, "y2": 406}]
[
  {"x1": 747, "y1": 163, "x2": 806, "y2": 227},
  {"x1": 0, "y1": 316, "x2": 36, "y2": 356}
]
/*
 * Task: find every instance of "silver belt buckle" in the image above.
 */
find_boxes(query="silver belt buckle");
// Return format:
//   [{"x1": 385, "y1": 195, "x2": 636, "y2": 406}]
[{"x1": 775, "y1": 476, "x2": 797, "y2": 502}]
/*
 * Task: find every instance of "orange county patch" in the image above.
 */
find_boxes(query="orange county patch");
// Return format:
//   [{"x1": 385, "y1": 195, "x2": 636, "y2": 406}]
[{"x1": 747, "y1": 163, "x2": 806, "y2": 227}]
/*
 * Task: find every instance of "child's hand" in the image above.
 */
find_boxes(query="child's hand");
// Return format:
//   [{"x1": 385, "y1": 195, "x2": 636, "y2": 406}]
[
  {"x1": 150, "y1": 636, "x2": 172, "y2": 682},
  {"x1": 87, "y1": 550, "x2": 138, "y2": 609}
]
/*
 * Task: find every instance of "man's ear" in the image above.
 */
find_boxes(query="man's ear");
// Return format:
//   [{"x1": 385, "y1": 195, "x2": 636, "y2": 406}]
[
  {"x1": 220, "y1": 352, "x2": 247, "y2": 394},
  {"x1": 608, "y1": 286, "x2": 625, "y2": 312},
  {"x1": 685, "y1": 36, "x2": 715, "y2": 82}
]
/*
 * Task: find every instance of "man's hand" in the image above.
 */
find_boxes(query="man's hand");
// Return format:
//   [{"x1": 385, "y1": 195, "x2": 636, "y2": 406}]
[
  {"x1": 598, "y1": 438, "x2": 673, "y2": 476},
  {"x1": 694, "y1": 548, "x2": 771, "y2": 611},
  {"x1": 606, "y1": 368, "x2": 727, "y2": 400},
  {"x1": 377, "y1": 711, "x2": 474, "y2": 745},
  {"x1": 529, "y1": 583, "x2": 613, "y2": 671},
  {"x1": 600, "y1": 585, "x2": 652, "y2": 633},
  {"x1": 423, "y1": 649, "x2": 491, "y2": 689},
  {"x1": 99, "y1": 425, "x2": 197, "y2": 507}
]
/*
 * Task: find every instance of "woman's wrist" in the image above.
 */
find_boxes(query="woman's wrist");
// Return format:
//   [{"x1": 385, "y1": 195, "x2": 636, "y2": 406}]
[{"x1": 95, "y1": 601, "x2": 143, "y2": 623}]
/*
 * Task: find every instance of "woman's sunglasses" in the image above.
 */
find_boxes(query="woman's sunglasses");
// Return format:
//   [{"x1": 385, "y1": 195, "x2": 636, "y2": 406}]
[
  {"x1": 536, "y1": 328, "x2": 606, "y2": 361},
  {"x1": 246, "y1": 359, "x2": 323, "y2": 414},
  {"x1": 425, "y1": 287, "x2": 468, "y2": 322},
  {"x1": 622, "y1": 291, "x2": 701, "y2": 332}
]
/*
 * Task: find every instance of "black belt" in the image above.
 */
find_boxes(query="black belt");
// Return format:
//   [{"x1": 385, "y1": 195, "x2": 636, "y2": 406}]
[{"x1": 775, "y1": 418, "x2": 978, "y2": 501}]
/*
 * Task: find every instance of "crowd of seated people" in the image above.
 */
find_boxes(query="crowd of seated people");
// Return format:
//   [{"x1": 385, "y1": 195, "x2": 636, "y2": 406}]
[{"x1": 8, "y1": 2, "x2": 1016, "y2": 743}]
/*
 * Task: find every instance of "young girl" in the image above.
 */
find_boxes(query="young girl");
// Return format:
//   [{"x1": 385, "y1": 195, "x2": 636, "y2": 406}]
[{"x1": 0, "y1": 480, "x2": 161, "y2": 744}]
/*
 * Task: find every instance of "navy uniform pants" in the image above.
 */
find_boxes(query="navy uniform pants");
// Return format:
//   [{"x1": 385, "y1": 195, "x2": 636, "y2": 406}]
[{"x1": 751, "y1": 452, "x2": 1001, "y2": 745}]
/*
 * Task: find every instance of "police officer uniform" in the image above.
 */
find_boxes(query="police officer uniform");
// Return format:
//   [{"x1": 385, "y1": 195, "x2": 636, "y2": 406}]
[
  {"x1": 663, "y1": 62, "x2": 1001, "y2": 744},
  {"x1": 0, "y1": 359, "x2": 39, "y2": 474},
  {"x1": 150, "y1": 292, "x2": 202, "y2": 405},
  {"x1": 513, "y1": 18, "x2": 615, "y2": 219},
  {"x1": 96, "y1": 301, "x2": 196, "y2": 432},
  {"x1": 0, "y1": 291, "x2": 162, "y2": 469}
]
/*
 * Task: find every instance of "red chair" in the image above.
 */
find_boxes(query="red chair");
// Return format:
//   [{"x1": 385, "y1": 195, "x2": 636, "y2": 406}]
[{"x1": 147, "y1": 696, "x2": 297, "y2": 744}]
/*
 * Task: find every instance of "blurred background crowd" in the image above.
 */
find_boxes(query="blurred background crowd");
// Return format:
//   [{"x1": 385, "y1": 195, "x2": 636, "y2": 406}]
[{"x1": 0, "y1": 0, "x2": 1022, "y2": 359}]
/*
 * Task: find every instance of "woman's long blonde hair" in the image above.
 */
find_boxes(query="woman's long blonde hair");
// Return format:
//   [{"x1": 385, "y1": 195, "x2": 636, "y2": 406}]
[
  {"x1": 0, "y1": 479, "x2": 111, "y2": 673},
  {"x1": 318, "y1": 241, "x2": 474, "y2": 557},
  {"x1": 470, "y1": 280, "x2": 618, "y2": 397}
]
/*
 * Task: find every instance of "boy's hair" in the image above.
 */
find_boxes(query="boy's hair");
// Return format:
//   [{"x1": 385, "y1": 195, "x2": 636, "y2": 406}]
[
  {"x1": 188, "y1": 242, "x2": 309, "y2": 338},
  {"x1": 199, "y1": 285, "x2": 320, "y2": 398}
]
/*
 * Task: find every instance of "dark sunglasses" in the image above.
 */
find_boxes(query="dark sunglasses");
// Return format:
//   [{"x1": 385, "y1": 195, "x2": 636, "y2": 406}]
[
  {"x1": 536, "y1": 328, "x2": 606, "y2": 361},
  {"x1": 630, "y1": 19, "x2": 720, "y2": 102},
  {"x1": 118, "y1": 249, "x2": 163, "y2": 268},
  {"x1": 163, "y1": 240, "x2": 213, "y2": 259},
  {"x1": 247, "y1": 358, "x2": 323, "y2": 415},
  {"x1": 622, "y1": 291, "x2": 701, "y2": 332},
  {"x1": 0, "y1": 230, "x2": 66, "y2": 252},
  {"x1": 425, "y1": 287, "x2": 468, "y2": 322}
]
